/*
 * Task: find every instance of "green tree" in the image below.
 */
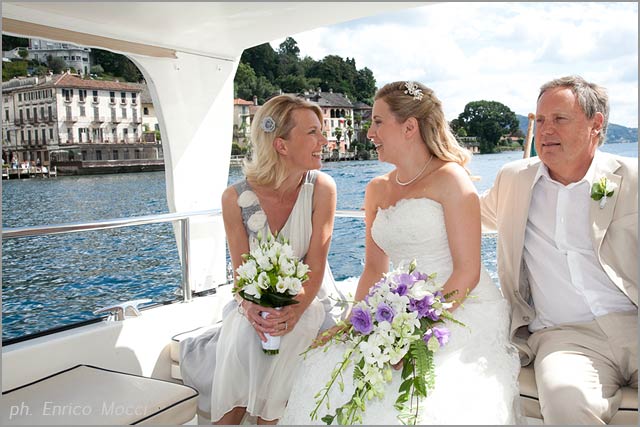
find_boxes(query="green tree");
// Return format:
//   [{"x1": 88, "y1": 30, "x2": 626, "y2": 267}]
[
  {"x1": 354, "y1": 67, "x2": 376, "y2": 104},
  {"x1": 2, "y1": 61, "x2": 28, "y2": 81},
  {"x1": 456, "y1": 100, "x2": 519, "y2": 153},
  {"x1": 17, "y1": 48, "x2": 28, "y2": 60},
  {"x1": 240, "y1": 43, "x2": 279, "y2": 81},
  {"x1": 2, "y1": 35, "x2": 29, "y2": 51},
  {"x1": 47, "y1": 55, "x2": 66, "y2": 74},
  {"x1": 334, "y1": 127, "x2": 343, "y2": 146},
  {"x1": 278, "y1": 37, "x2": 300, "y2": 58},
  {"x1": 234, "y1": 62, "x2": 278, "y2": 104},
  {"x1": 90, "y1": 64, "x2": 105, "y2": 75},
  {"x1": 91, "y1": 48, "x2": 142, "y2": 82}
]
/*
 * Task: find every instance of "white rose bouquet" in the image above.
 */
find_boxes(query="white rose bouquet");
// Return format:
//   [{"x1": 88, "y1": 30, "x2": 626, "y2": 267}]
[{"x1": 233, "y1": 231, "x2": 310, "y2": 354}]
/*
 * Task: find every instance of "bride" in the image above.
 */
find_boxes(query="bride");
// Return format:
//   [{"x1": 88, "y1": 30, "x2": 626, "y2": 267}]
[{"x1": 280, "y1": 81, "x2": 521, "y2": 424}]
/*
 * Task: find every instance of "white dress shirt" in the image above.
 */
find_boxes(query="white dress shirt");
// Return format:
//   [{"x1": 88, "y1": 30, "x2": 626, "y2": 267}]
[{"x1": 524, "y1": 152, "x2": 636, "y2": 332}]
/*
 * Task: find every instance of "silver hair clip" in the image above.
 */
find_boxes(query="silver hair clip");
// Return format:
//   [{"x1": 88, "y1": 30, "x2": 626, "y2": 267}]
[
  {"x1": 261, "y1": 116, "x2": 276, "y2": 133},
  {"x1": 404, "y1": 81, "x2": 424, "y2": 101}
]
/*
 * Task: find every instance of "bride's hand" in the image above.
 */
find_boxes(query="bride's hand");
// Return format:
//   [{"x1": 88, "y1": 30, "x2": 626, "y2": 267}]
[{"x1": 311, "y1": 324, "x2": 348, "y2": 348}]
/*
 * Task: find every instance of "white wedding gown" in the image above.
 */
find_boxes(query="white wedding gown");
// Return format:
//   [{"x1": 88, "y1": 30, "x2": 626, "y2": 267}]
[{"x1": 281, "y1": 198, "x2": 521, "y2": 424}]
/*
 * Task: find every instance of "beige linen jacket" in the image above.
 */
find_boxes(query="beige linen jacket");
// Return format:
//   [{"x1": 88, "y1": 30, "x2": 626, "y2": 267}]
[{"x1": 480, "y1": 151, "x2": 638, "y2": 366}]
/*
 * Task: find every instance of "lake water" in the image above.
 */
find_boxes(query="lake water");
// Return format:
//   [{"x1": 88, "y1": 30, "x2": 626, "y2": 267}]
[{"x1": 2, "y1": 143, "x2": 637, "y2": 340}]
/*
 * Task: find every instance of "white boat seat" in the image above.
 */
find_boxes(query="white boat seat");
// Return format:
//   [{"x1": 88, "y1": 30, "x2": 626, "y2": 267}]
[
  {"x1": 170, "y1": 322, "x2": 222, "y2": 380},
  {"x1": 1, "y1": 364, "x2": 198, "y2": 425},
  {"x1": 519, "y1": 365, "x2": 638, "y2": 425}
]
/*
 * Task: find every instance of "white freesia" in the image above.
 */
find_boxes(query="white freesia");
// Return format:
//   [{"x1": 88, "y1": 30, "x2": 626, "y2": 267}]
[
  {"x1": 280, "y1": 242, "x2": 294, "y2": 258},
  {"x1": 256, "y1": 271, "x2": 271, "y2": 290},
  {"x1": 243, "y1": 283, "x2": 261, "y2": 299},
  {"x1": 236, "y1": 259, "x2": 257, "y2": 281},
  {"x1": 296, "y1": 262, "x2": 309, "y2": 278},
  {"x1": 604, "y1": 180, "x2": 618, "y2": 193},
  {"x1": 279, "y1": 255, "x2": 296, "y2": 276},
  {"x1": 285, "y1": 276, "x2": 302, "y2": 294},
  {"x1": 247, "y1": 211, "x2": 267, "y2": 233},
  {"x1": 255, "y1": 254, "x2": 273, "y2": 271},
  {"x1": 276, "y1": 277, "x2": 288, "y2": 293},
  {"x1": 237, "y1": 190, "x2": 258, "y2": 208}
]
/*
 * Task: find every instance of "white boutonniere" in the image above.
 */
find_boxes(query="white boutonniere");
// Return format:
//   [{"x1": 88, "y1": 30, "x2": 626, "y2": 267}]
[{"x1": 590, "y1": 176, "x2": 617, "y2": 209}]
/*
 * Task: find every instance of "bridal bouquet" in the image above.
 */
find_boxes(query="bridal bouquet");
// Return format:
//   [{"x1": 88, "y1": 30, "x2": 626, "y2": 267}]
[
  {"x1": 233, "y1": 231, "x2": 309, "y2": 354},
  {"x1": 310, "y1": 260, "x2": 461, "y2": 424}
]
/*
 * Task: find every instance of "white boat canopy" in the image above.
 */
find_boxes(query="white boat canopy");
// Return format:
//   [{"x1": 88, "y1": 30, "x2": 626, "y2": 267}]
[{"x1": 2, "y1": 2, "x2": 424, "y2": 292}]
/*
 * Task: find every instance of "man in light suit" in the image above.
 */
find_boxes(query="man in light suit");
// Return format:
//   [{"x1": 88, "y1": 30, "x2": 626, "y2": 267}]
[{"x1": 481, "y1": 75, "x2": 637, "y2": 424}]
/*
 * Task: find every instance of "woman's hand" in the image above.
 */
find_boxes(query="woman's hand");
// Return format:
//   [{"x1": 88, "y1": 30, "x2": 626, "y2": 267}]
[
  {"x1": 239, "y1": 299, "x2": 282, "y2": 342},
  {"x1": 266, "y1": 303, "x2": 305, "y2": 337},
  {"x1": 310, "y1": 323, "x2": 348, "y2": 348}
]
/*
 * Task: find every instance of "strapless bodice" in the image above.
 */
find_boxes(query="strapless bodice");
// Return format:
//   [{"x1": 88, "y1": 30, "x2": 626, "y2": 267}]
[{"x1": 372, "y1": 198, "x2": 453, "y2": 281}]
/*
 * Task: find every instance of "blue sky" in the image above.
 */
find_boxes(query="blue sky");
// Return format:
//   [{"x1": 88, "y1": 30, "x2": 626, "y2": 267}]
[{"x1": 272, "y1": 2, "x2": 638, "y2": 128}]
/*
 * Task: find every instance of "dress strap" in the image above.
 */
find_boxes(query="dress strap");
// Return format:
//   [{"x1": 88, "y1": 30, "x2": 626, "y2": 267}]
[
  {"x1": 305, "y1": 170, "x2": 318, "y2": 185},
  {"x1": 232, "y1": 179, "x2": 264, "y2": 241}
]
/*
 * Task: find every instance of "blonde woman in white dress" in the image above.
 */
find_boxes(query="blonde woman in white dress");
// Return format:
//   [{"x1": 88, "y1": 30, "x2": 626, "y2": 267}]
[{"x1": 211, "y1": 94, "x2": 338, "y2": 424}]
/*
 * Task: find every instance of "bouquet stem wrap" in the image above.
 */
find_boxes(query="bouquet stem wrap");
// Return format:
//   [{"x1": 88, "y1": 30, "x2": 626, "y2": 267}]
[{"x1": 261, "y1": 308, "x2": 282, "y2": 355}]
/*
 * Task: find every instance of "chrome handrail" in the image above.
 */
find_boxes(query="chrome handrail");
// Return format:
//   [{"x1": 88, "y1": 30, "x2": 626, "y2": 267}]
[
  {"x1": 1, "y1": 209, "x2": 362, "y2": 238},
  {"x1": 2, "y1": 209, "x2": 221, "y2": 303},
  {"x1": 1, "y1": 209, "x2": 221, "y2": 238},
  {"x1": 1, "y1": 209, "x2": 364, "y2": 304}
]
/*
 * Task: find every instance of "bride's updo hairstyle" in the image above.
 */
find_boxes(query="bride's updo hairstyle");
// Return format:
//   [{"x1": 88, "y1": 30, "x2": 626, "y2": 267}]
[
  {"x1": 375, "y1": 81, "x2": 471, "y2": 168},
  {"x1": 244, "y1": 94, "x2": 323, "y2": 189}
]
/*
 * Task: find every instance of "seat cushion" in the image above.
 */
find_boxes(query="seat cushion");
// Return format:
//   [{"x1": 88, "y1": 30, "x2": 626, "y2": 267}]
[
  {"x1": 170, "y1": 323, "x2": 221, "y2": 364},
  {"x1": 519, "y1": 365, "x2": 638, "y2": 424},
  {"x1": 1, "y1": 364, "x2": 197, "y2": 425}
]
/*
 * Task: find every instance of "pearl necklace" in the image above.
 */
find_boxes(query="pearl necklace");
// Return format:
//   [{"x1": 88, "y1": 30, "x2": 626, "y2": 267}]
[{"x1": 395, "y1": 155, "x2": 433, "y2": 186}]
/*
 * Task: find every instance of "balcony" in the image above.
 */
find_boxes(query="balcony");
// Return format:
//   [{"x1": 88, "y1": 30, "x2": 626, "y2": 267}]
[
  {"x1": 110, "y1": 116, "x2": 122, "y2": 123},
  {"x1": 45, "y1": 115, "x2": 57, "y2": 123},
  {"x1": 132, "y1": 117, "x2": 142, "y2": 124},
  {"x1": 64, "y1": 115, "x2": 78, "y2": 123},
  {"x1": 14, "y1": 118, "x2": 24, "y2": 126},
  {"x1": 93, "y1": 116, "x2": 106, "y2": 123}
]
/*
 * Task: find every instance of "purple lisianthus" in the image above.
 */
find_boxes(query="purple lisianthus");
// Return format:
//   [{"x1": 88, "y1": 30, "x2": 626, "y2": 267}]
[
  {"x1": 423, "y1": 326, "x2": 451, "y2": 347},
  {"x1": 408, "y1": 294, "x2": 435, "y2": 318},
  {"x1": 412, "y1": 271, "x2": 429, "y2": 281},
  {"x1": 351, "y1": 307, "x2": 373, "y2": 335},
  {"x1": 393, "y1": 283, "x2": 408, "y2": 296},
  {"x1": 375, "y1": 302, "x2": 395, "y2": 323}
]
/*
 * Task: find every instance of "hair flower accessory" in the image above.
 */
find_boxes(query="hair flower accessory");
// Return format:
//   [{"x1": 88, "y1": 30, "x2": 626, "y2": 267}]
[
  {"x1": 261, "y1": 116, "x2": 277, "y2": 133},
  {"x1": 591, "y1": 176, "x2": 617, "y2": 209},
  {"x1": 404, "y1": 81, "x2": 424, "y2": 101}
]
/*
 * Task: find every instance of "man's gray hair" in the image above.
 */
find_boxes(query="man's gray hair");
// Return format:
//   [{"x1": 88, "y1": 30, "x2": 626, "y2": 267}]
[{"x1": 539, "y1": 75, "x2": 609, "y2": 146}]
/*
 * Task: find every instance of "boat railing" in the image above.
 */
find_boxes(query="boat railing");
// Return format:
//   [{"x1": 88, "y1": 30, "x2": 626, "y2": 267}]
[
  {"x1": 3, "y1": 209, "x2": 222, "y2": 303},
  {"x1": 2, "y1": 209, "x2": 366, "y2": 303}
]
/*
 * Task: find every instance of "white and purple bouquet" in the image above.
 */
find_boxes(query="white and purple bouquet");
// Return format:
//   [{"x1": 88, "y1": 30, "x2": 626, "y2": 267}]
[
  {"x1": 310, "y1": 260, "x2": 461, "y2": 424},
  {"x1": 233, "y1": 231, "x2": 309, "y2": 354}
]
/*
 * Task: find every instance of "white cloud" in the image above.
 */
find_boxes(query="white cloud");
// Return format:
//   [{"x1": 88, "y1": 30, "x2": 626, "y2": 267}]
[{"x1": 271, "y1": 2, "x2": 638, "y2": 128}]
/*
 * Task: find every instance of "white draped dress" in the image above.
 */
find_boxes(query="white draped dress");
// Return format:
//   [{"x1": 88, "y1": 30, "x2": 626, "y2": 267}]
[{"x1": 210, "y1": 170, "x2": 347, "y2": 422}]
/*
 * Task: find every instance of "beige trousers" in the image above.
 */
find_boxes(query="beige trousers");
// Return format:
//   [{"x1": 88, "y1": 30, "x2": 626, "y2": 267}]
[{"x1": 528, "y1": 311, "x2": 638, "y2": 424}]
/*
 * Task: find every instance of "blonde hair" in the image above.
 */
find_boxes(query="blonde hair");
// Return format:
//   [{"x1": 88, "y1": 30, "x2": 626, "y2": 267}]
[
  {"x1": 243, "y1": 94, "x2": 323, "y2": 188},
  {"x1": 375, "y1": 81, "x2": 471, "y2": 168}
]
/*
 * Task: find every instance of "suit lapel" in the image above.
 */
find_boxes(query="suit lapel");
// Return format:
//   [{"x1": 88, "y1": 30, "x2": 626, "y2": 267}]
[
  {"x1": 590, "y1": 155, "x2": 622, "y2": 253},
  {"x1": 512, "y1": 162, "x2": 540, "y2": 290}
]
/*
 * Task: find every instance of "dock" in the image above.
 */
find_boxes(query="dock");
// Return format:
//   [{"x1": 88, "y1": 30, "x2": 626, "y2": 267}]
[{"x1": 2, "y1": 166, "x2": 57, "y2": 180}]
